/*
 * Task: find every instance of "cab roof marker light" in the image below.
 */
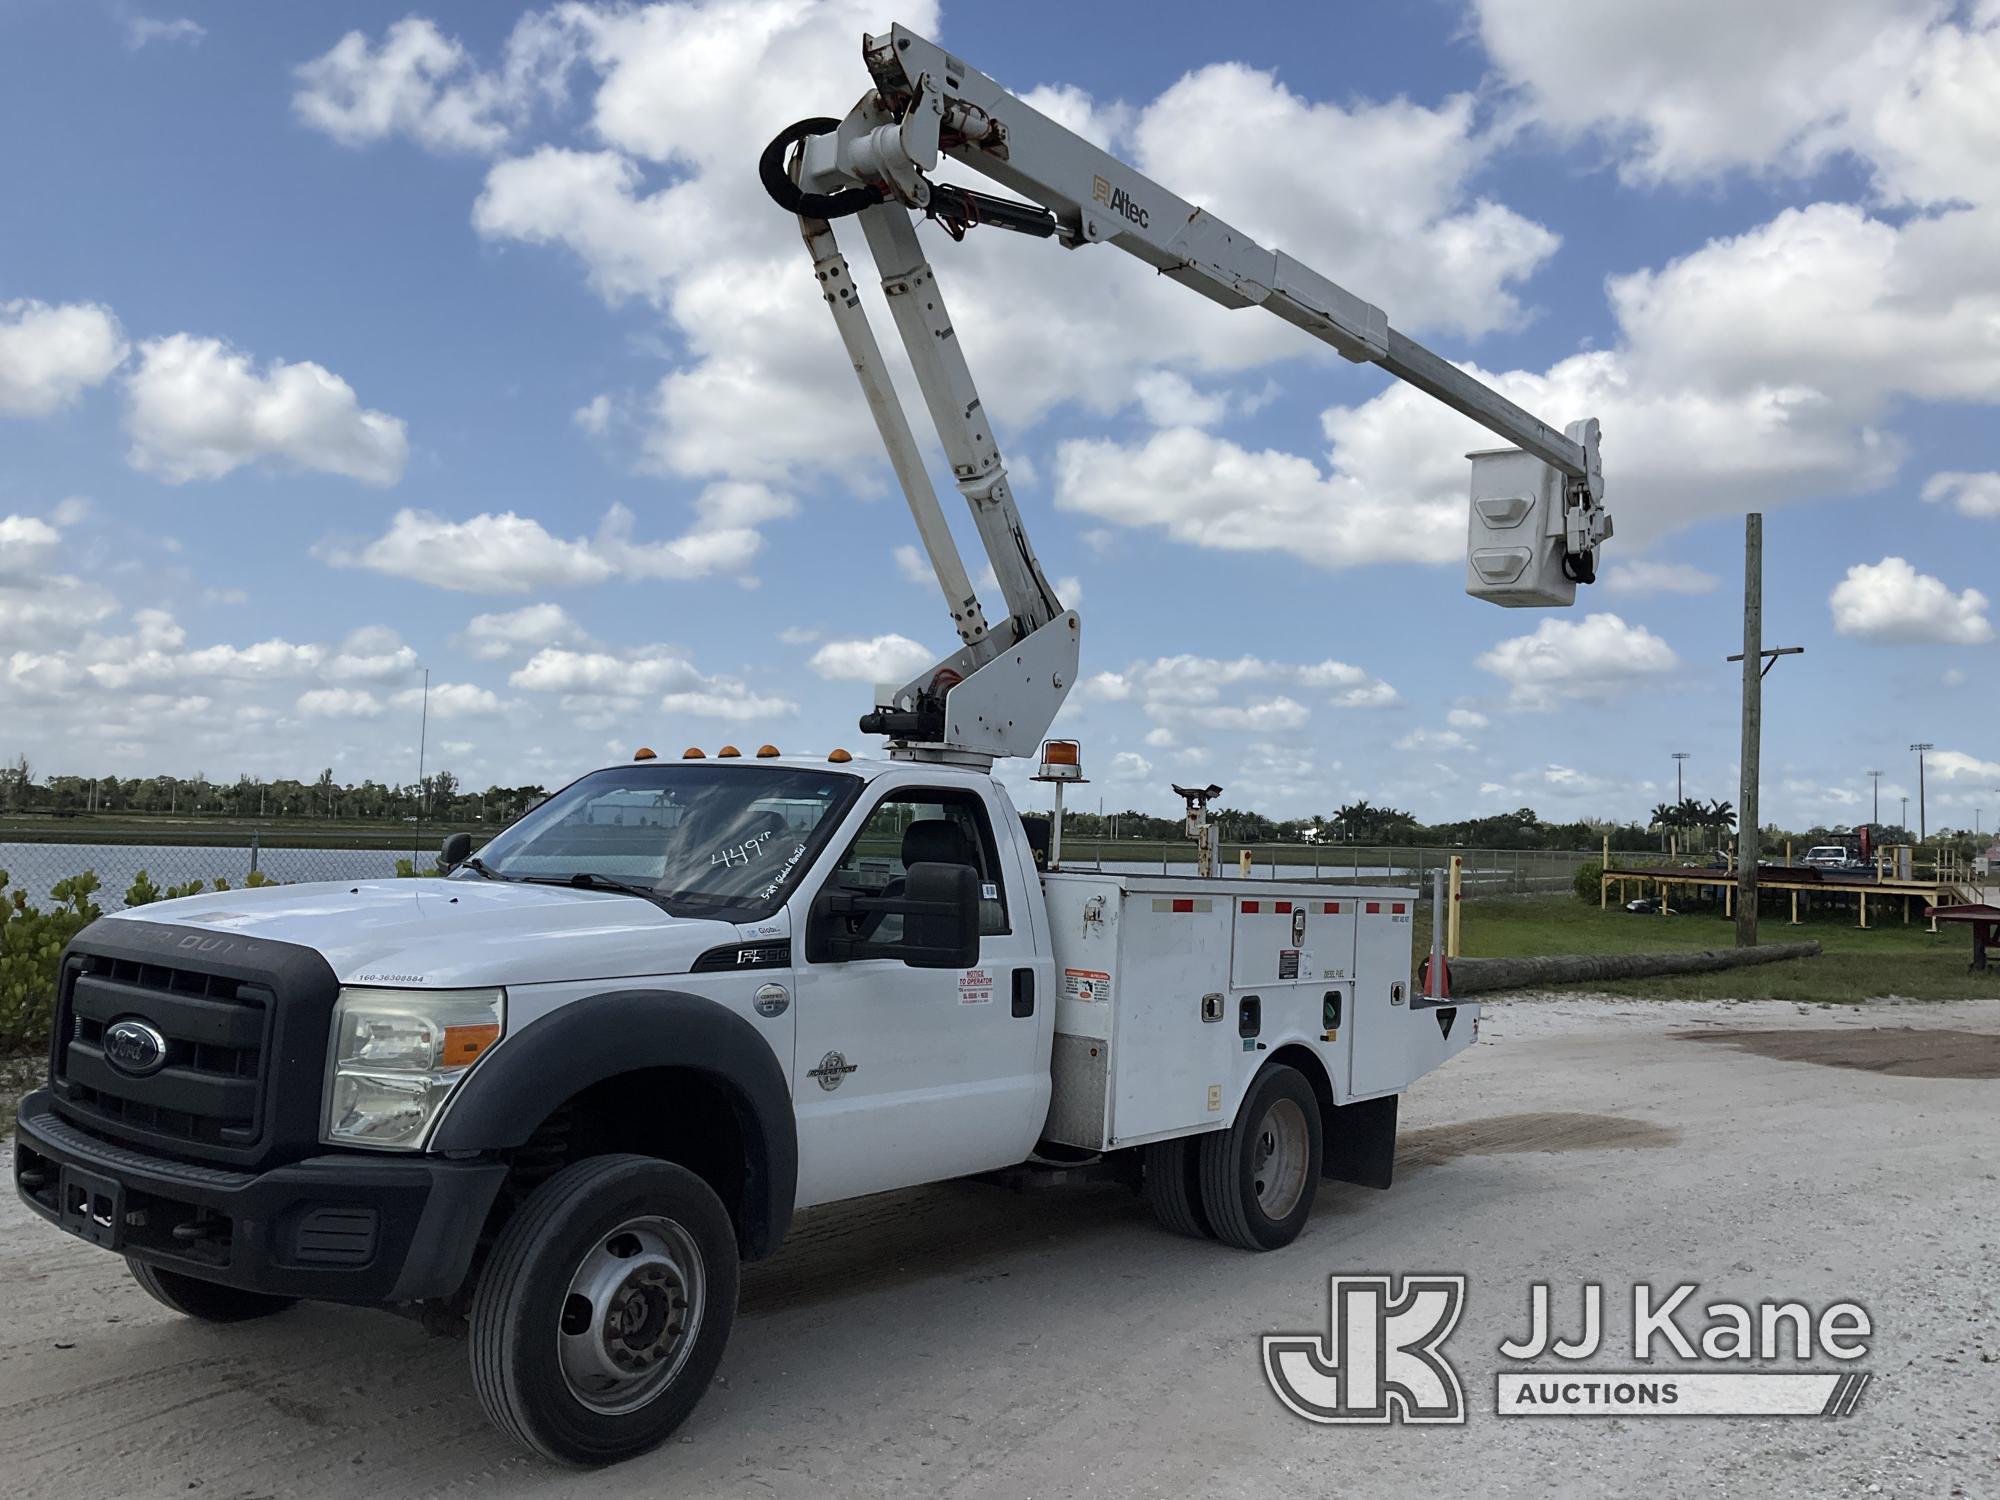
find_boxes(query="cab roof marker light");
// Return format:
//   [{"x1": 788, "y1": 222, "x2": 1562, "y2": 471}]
[
  {"x1": 633, "y1": 746, "x2": 658, "y2": 761},
  {"x1": 756, "y1": 744, "x2": 782, "y2": 757},
  {"x1": 718, "y1": 745, "x2": 742, "y2": 758},
  {"x1": 683, "y1": 747, "x2": 706, "y2": 759},
  {"x1": 828, "y1": 748, "x2": 853, "y2": 763}
]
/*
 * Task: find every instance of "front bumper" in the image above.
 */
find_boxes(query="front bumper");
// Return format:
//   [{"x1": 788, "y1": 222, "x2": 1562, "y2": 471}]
[{"x1": 14, "y1": 1090, "x2": 508, "y2": 1304}]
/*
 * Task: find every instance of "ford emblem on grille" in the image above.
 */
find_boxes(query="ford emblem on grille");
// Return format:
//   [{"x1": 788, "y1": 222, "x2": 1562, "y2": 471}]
[{"x1": 103, "y1": 1019, "x2": 170, "y2": 1077}]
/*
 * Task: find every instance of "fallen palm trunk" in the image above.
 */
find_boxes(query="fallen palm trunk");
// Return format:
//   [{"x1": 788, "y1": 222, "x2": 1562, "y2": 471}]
[{"x1": 1438, "y1": 942, "x2": 1821, "y2": 996}]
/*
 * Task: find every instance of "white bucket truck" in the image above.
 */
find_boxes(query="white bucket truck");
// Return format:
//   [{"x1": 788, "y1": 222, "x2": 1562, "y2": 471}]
[{"x1": 16, "y1": 21, "x2": 1611, "y2": 1465}]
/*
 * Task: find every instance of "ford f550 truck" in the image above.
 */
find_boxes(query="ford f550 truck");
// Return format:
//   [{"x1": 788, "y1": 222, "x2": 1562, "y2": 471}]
[
  {"x1": 17, "y1": 750, "x2": 1457, "y2": 1462},
  {"x1": 15, "y1": 20, "x2": 1613, "y2": 1467}
]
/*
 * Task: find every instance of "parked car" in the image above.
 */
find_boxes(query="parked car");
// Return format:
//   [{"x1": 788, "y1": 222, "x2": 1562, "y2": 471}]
[{"x1": 1801, "y1": 845, "x2": 1856, "y2": 869}]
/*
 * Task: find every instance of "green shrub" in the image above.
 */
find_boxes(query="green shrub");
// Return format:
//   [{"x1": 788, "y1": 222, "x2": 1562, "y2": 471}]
[
  {"x1": 0, "y1": 869, "x2": 101, "y2": 1054},
  {"x1": 1573, "y1": 859, "x2": 1603, "y2": 904}
]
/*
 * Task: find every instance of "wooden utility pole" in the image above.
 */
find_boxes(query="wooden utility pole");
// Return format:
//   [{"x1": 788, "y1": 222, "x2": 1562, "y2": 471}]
[
  {"x1": 1727, "y1": 515, "x2": 1805, "y2": 947},
  {"x1": 1736, "y1": 516, "x2": 1762, "y2": 946}
]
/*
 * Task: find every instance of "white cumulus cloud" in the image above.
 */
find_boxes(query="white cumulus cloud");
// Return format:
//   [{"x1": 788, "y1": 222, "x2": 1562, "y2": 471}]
[
  {"x1": 1477, "y1": 613, "x2": 1679, "y2": 709},
  {"x1": 808, "y1": 634, "x2": 937, "y2": 684},
  {"x1": 460, "y1": 603, "x2": 595, "y2": 659},
  {"x1": 1923, "y1": 471, "x2": 2000, "y2": 518},
  {"x1": 124, "y1": 334, "x2": 408, "y2": 484},
  {"x1": 0, "y1": 300, "x2": 128, "y2": 416},
  {"x1": 296, "y1": 687, "x2": 385, "y2": 719},
  {"x1": 1829, "y1": 556, "x2": 1993, "y2": 645},
  {"x1": 325, "y1": 490, "x2": 778, "y2": 594},
  {"x1": 292, "y1": 15, "x2": 564, "y2": 153}
]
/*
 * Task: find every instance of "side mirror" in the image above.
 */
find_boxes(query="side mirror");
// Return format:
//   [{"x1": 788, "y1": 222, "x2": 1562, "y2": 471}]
[
  {"x1": 440, "y1": 831, "x2": 473, "y2": 870},
  {"x1": 806, "y1": 861, "x2": 980, "y2": 969},
  {"x1": 896, "y1": 861, "x2": 980, "y2": 970}
]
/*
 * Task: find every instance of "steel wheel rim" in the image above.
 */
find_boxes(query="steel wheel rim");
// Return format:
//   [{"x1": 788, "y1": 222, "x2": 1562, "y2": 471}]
[
  {"x1": 1251, "y1": 1097, "x2": 1311, "y2": 1218},
  {"x1": 557, "y1": 1214, "x2": 707, "y2": 1416}
]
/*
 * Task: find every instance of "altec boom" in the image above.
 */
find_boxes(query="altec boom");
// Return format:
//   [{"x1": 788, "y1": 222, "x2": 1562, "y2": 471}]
[{"x1": 761, "y1": 21, "x2": 1613, "y2": 762}]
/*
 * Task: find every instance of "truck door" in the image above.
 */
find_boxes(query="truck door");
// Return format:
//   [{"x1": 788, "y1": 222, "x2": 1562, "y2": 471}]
[{"x1": 791, "y1": 782, "x2": 1048, "y2": 1206}]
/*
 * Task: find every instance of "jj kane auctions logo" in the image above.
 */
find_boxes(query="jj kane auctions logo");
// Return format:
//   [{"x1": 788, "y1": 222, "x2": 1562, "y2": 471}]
[{"x1": 1265, "y1": 1276, "x2": 1873, "y2": 1423}]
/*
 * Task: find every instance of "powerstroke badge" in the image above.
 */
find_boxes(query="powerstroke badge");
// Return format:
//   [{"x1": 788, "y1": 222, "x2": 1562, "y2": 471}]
[{"x1": 808, "y1": 1052, "x2": 858, "y2": 1091}]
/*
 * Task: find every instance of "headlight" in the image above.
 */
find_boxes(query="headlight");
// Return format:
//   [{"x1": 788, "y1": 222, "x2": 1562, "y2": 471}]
[{"x1": 323, "y1": 987, "x2": 505, "y2": 1150}]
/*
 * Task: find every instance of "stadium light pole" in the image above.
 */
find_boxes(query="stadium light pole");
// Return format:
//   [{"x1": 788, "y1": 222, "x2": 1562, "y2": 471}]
[
  {"x1": 1909, "y1": 743, "x2": 1933, "y2": 843},
  {"x1": 1672, "y1": 752, "x2": 1691, "y2": 803},
  {"x1": 1867, "y1": 769, "x2": 1883, "y2": 825}
]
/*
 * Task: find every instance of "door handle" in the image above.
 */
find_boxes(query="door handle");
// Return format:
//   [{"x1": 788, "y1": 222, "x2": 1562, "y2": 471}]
[{"x1": 1011, "y1": 968, "x2": 1034, "y2": 1018}]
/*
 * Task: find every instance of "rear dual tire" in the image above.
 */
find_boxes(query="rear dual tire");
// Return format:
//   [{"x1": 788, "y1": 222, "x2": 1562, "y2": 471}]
[{"x1": 1145, "y1": 1064, "x2": 1324, "y2": 1251}]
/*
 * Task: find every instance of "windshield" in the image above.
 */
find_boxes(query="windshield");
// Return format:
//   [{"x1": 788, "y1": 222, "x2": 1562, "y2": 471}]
[{"x1": 467, "y1": 763, "x2": 862, "y2": 921}]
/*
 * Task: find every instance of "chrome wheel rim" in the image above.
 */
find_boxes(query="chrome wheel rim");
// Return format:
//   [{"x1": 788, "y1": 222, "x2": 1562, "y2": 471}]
[
  {"x1": 1251, "y1": 1097, "x2": 1311, "y2": 1219},
  {"x1": 557, "y1": 1215, "x2": 706, "y2": 1416}
]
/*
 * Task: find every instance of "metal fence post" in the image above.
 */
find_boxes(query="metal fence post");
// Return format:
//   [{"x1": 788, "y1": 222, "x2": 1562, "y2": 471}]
[{"x1": 249, "y1": 830, "x2": 260, "y2": 880}]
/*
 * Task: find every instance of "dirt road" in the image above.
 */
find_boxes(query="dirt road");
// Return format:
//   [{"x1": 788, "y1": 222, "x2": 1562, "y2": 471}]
[{"x1": 3, "y1": 998, "x2": 1995, "y2": 1498}]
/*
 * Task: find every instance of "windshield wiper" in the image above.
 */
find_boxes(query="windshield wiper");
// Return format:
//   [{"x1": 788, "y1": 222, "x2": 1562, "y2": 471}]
[
  {"x1": 463, "y1": 856, "x2": 509, "y2": 881},
  {"x1": 520, "y1": 872, "x2": 675, "y2": 909}
]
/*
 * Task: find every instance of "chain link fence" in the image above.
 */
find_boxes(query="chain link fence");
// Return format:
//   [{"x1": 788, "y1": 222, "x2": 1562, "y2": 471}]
[
  {"x1": 1050, "y1": 841, "x2": 1596, "y2": 895},
  {"x1": 0, "y1": 841, "x2": 423, "y2": 913},
  {"x1": 3, "y1": 834, "x2": 1606, "y2": 916}
]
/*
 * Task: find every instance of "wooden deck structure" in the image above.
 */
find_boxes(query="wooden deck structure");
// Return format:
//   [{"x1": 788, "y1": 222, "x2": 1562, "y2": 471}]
[{"x1": 1599, "y1": 841, "x2": 1970, "y2": 930}]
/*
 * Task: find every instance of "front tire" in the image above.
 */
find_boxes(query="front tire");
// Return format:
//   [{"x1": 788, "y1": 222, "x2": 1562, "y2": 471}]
[
  {"x1": 127, "y1": 1259, "x2": 297, "y2": 1322},
  {"x1": 1197, "y1": 1065, "x2": 1323, "y2": 1251},
  {"x1": 470, "y1": 1154, "x2": 739, "y2": 1466}
]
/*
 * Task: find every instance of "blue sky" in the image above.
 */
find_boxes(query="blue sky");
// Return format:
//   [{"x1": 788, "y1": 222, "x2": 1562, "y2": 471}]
[{"x1": 1, "y1": 0, "x2": 1994, "y2": 834}]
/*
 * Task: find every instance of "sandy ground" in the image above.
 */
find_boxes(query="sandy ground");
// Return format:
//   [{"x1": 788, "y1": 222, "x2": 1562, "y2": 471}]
[{"x1": 2, "y1": 996, "x2": 1995, "y2": 1499}]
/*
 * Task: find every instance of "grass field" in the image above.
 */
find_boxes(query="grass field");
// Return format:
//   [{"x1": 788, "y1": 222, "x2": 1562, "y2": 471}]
[{"x1": 1422, "y1": 896, "x2": 2000, "y2": 1003}]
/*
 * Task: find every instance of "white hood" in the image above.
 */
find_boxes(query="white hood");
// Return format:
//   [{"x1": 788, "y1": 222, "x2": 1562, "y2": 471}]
[{"x1": 104, "y1": 878, "x2": 763, "y2": 988}]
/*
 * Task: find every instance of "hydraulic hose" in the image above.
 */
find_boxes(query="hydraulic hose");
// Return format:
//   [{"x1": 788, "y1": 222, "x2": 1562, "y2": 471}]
[{"x1": 759, "y1": 117, "x2": 879, "y2": 219}]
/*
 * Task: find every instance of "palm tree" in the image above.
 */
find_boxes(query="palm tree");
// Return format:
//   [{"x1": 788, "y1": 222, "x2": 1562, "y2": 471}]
[{"x1": 1649, "y1": 801, "x2": 1675, "y2": 852}]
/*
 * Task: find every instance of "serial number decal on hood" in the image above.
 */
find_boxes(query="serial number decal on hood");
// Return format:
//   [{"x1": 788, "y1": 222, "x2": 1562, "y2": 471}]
[{"x1": 355, "y1": 972, "x2": 425, "y2": 984}]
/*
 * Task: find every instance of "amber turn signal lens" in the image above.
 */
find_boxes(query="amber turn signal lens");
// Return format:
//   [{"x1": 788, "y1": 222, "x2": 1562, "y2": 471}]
[{"x1": 439, "y1": 1022, "x2": 502, "y2": 1068}]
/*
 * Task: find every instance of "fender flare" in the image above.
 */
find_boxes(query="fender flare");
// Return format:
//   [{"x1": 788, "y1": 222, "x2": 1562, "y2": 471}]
[{"x1": 431, "y1": 990, "x2": 797, "y2": 1257}]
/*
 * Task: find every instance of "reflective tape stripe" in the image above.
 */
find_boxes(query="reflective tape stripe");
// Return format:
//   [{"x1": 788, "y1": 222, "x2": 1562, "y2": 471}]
[
  {"x1": 1152, "y1": 897, "x2": 1214, "y2": 914},
  {"x1": 1366, "y1": 901, "x2": 1382, "y2": 914}
]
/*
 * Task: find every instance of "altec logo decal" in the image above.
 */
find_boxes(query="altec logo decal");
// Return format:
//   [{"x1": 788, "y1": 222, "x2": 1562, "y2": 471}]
[{"x1": 1090, "y1": 174, "x2": 1149, "y2": 228}]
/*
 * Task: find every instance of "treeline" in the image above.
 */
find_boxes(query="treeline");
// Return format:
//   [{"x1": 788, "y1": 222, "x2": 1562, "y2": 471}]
[
  {"x1": 2, "y1": 756, "x2": 1982, "y2": 857},
  {"x1": 1060, "y1": 797, "x2": 1963, "y2": 855},
  {"x1": 1, "y1": 756, "x2": 546, "y2": 826},
  {"x1": 1062, "y1": 801, "x2": 1663, "y2": 851}
]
